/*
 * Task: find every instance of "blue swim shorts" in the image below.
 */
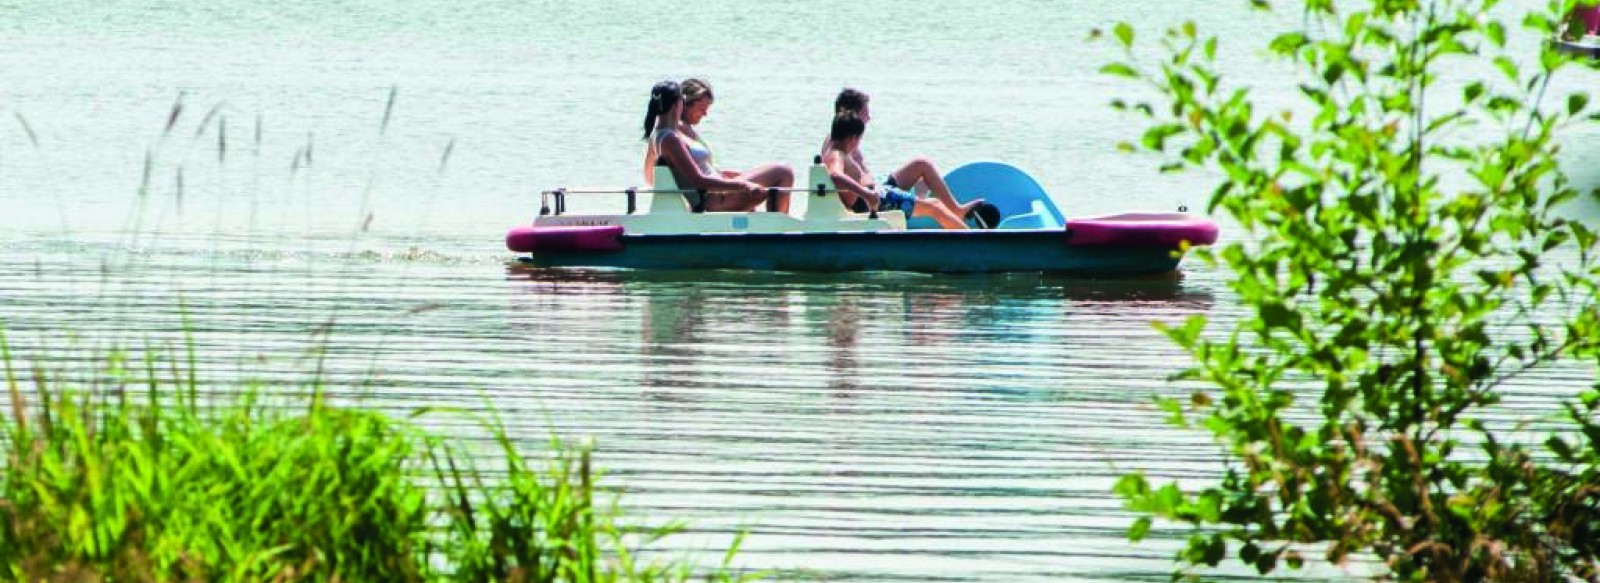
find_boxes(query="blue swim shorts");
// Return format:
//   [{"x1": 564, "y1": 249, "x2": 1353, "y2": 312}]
[
  {"x1": 852, "y1": 175, "x2": 916, "y2": 214},
  {"x1": 852, "y1": 187, "x2": 916, "y2": 214}
]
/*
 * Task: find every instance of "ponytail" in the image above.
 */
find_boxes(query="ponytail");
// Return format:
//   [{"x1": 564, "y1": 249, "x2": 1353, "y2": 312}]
[
  {"x1": 642, "y1": 99, "x2": 660, "y2": 140},
  {"x1": 642, "y1": 80, "x2": 682, "y2": 140}
]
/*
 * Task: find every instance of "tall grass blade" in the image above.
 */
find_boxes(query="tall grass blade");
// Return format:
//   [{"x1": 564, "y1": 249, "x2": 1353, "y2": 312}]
[
  {"x1": 163, "y1": 91, "x2": 185, "y2": 137},
  {"x1": 1, "y1": 333, "x2": 758, "y2": 580},
  {"x1": 218, "y1": 116, "x2": 227, "y2": 163},
  {"x1": 1, "y1": 328, "x2": 25, "y2": 439},
  {"x1": 12, "y1": 111, "x2": 38, "y2": 147},
  {"x1": 139, "y1": 149, "x2": 153, "y2": 198},
  {"x1": 379, "y1": 86, "x2": 397, "y2": 136},
  {"x1": 438, "y1": 137, "x2": 455, "y2": 175},
  {"x1": 193, "y1": 102, "x2": 224, "y2": 139}
]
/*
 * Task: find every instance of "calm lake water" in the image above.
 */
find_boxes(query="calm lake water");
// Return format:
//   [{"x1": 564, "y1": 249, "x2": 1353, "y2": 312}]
[{"x1": 1, "y1": 1, "x2": 1595, "y2": 580}]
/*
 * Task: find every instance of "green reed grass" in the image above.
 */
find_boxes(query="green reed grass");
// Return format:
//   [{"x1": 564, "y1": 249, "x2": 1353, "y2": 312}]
[{"x1": 0, "y1": 331, "x2": 760, "y2": 582}]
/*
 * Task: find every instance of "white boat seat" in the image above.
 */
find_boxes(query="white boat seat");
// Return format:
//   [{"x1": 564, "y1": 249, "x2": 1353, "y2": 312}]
[
  {"x1": 652, "y1": 165, "x2": 786, "y2": 214},
  {"x1": 804, "y1": 158, "x2": 905, "y2": 224},
  {"x1": 649, "y1": 166, "x2": 691, "y2": 214}
]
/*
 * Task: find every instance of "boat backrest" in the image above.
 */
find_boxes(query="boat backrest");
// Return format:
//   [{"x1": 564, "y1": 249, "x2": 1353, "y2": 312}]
[
  {"x1": 649, "y1": 165, "x2": 690, "y2": 214},
  {"x1": 943, "y1": 161, "x2": 1066, "y2": 226},
  {"x1": 803, "y1": 160, "x2": 851, "y2": 221},
  {"x1": 803, "y1": 157, "x2": 905, "y2": 224}
]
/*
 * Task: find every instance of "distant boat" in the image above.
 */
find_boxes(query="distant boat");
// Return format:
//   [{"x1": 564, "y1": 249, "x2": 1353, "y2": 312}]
[
  {"x1": 1554, "y1": 38, "x2": 1600, "y2": 58},
  {"x1": 505, "y1": 160, "x2": 1219, "y2": 276},
  {"x1": 1556, "y1": 4, "x2": 1600, "y2": 58}
]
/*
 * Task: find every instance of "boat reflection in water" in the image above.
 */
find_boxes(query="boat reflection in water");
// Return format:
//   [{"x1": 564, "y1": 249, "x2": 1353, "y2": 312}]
[{"x1": 503, "y1": 265, "x2": 1217, "y2": 403}]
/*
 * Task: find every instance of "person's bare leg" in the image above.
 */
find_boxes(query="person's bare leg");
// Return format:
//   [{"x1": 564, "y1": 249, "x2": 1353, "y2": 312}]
[
  {"x1": 912, "y1": 199, "x2": 968, "y2": 230},
  {"x1": 906, "y1": 178, "x2": 930, "y2": 198},
  {"x1": 704, "y1": 191, "x2": 759, "y2": 212},
  {"x1": 739, "y1": 163, "x2": 794, "y2": 212},
  {"x1": 891, "y1": 157, "x2": 982, "y2": 217}
]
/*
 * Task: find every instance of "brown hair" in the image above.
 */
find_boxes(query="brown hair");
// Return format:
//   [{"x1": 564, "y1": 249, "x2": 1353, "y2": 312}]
[
  {"x1": 834, "y1": 88, "x2": 869, "y2": 114},
  {"x1": 682, "y1": 78, "x2": 714, "y2": 105},
  {"x1": 643, "y1": 80, "x2": 681, "y2": 140},
  {"x1": 831, "y1": 111, "x2": 866, "y2": 143}
]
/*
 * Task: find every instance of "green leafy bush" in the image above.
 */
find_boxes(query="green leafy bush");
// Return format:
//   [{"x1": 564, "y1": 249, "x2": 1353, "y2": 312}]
[{"x1": 1104, "y1": 0, "x2": 1600, "y2": 581}]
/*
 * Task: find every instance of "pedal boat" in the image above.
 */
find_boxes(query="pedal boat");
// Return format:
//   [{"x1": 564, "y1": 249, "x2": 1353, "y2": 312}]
[{"x1": 506, "y1": 159, "x2": 1219, "y2": 275}]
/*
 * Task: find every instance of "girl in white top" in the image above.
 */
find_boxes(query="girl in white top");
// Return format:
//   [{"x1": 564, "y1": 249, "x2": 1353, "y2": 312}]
[{"x1": 642, "y1": 79, "x2": 793, "y2": 213}]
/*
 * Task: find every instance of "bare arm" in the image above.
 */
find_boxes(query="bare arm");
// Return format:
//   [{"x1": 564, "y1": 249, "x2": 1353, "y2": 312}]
[
  {"x1": 642, "y1": 142, "x2": 658, "y2": 185},
  {"x1": 824, "y1": 150, "x2": 879, "y2": 206},
  {"x1": 659, "y1": 133, "x2": 759, "y2": 193},
  {"x1": 820, "y1": 138, "x2": 872, "y2": 177}
]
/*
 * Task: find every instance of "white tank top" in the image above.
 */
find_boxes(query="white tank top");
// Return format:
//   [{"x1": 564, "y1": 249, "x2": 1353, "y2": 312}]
[{"x1": 654, "y1": 127, "x2": 714, "y2": 175}]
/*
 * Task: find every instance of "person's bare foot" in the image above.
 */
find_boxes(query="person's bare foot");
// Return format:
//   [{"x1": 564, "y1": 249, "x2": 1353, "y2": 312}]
[{"x1": 958, "y1": 198, "x2": 986, "y2": 218}]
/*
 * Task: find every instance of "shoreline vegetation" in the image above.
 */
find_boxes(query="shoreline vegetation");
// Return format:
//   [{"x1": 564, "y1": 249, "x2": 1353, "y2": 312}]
[
  {"x1": 1104, "y1": 0, "x2": 1600, "y2": 580},
  {"x1": 0, "y1": 330, "x2": 761, "y2": 582}
]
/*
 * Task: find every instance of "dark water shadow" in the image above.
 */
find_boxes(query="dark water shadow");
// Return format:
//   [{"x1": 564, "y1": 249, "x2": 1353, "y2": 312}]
[{"x1": 504, "y1": 264, "x2": 1215, "y2": 306}]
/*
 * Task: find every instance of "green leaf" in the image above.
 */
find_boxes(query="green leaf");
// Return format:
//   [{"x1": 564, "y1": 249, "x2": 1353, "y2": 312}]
[
  {"x1": 1583, "y1": 424, "x2": 1600, "y2": 452},
  {"x1": 1525, "y1": 12, "x2": 1556, "y2": 35},
  {"x1": 1141, "y1": 123, "x2": 1187, "y2": 151},
  {"x1": 1569, "y1": 92, "x2": 1590, "y2": 117},
  {"x1": 1546, "y1": 435, "x2": 1575, "y2": 462},
  {"x1": 1493, "y1": 56, "x2": 1519, "y2": 83},
  {"x1": 1255, "y1": 550, "x2": 1278, "y2": 574},
  {"x1": 1286, "y1": 551, "x2": 1304, "y2": 569},
  {"x1": 1114, "y1": 22, "x2": 1134, "y2": 48},
  {"x1": 1158, "y1": 483, "x2": 1188, "y2": 510},
  {"x1": 1157, "y1": 397, "x2": 1188, "y2": 427},
  {"x1": 1240, "y1": 541, "x2": 1260, "y2": 563},
  {"x1": 1322, "y1": 62, "x2": 1345, "y2": 84},
  {"x1": 1259, "y1": 302, "x2": 1301, "y2": 331},
  {"x1": 1202, "y1": 533, "x2": 1227, "y2": 566},
  {"x1": 1486, "y1": 21, "x2": 1506, "y2": 47},
  {"x1": 1113, "y1": 473, "x2": 1150, "y2": 500},
  {"x1": 1193, "y1": 489, "x2": 1222, "y2": 522},
  {"x1": 1267, "y1": 33, "x2": 1305, "y2": 56},
  {"x1": 1101, "y1": 63, "x2": 1139, "y2": 79},
  {"x1": 1127, "y1": 516, "x2": 1153, "y2": 542}
]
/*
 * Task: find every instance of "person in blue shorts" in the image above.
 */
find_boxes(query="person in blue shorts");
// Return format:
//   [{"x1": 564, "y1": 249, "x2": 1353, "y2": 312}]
[
  {"x1": 821, "y1": 88, "x2": 985, "y2": 220},
  {"x1": 822, "y1": 112, "x2": 968, "y2": 229}
]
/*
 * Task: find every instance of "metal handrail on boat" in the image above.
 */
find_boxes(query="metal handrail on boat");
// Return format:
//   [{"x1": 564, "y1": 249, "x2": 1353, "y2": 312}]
[{"x1": 537, "y1": 184, "x2": 879, "y2": 219}]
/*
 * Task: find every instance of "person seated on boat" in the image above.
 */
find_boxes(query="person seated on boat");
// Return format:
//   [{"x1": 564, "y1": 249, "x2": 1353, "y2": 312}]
[
  {"x1": 823, "y1": 111, "x2": 968, "y2": 230},
  {"x1": 641, "y1": 78, "x2": 793, "y2": 213},
  {"x1": 821, "y1": 88, "x2": 984, "y2": 219}
]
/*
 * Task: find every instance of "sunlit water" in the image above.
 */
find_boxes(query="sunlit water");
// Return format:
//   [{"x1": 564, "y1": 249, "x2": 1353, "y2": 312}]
[{"x1": 1, "y1": 1, "x2": 1595, "y2": 580}]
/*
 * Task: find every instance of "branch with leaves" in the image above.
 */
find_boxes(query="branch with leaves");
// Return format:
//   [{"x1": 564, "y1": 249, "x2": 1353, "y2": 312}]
[{"x1": 1101, "y1": 0, "x2": 1600, "y2": 580}]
